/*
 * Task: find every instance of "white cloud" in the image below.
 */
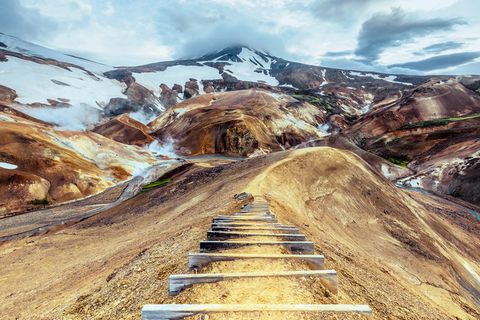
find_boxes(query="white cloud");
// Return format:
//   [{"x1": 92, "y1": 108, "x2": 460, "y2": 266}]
[{"x1": 1, "y1": 0, "x2": 478, "y2": 74}]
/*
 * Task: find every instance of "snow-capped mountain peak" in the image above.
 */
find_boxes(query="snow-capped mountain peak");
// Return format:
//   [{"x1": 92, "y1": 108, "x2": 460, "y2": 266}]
[{"x1": 198, "y1": 45, "x2": 273, "y2": 64}]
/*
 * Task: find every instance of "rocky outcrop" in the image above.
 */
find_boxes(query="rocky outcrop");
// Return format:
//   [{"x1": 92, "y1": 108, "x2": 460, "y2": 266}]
[
  {"x1": 103, "y1": 81, "x2": 163, "y2": 120},
  {"x1": 203, "y1": 82, "x2": 215, "y2": 93},
  {"x1": 159, "y1": 84, "x2": 178, "y2": 108},
  {"x1": 93, "y1": 114, "x2": 154, "y2": 146},
  {"x1": 0, "y1": 85, "x2": 17, "y2": 104},
  {"x1": 0, "y1": 170, "x2": 51, "y2": 214},
  {"x1": 172, "y1": 83, "x2": 183, "y2": 93},
  {"x1": 183, "y1": 78, "x2": 200, "y2": 99}
]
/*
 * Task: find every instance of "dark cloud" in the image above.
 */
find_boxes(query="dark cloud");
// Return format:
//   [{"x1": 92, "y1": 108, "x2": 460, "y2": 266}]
[
  {"x1": 421, "y1": 41, "x2": 464, "y2": 54},
  {"x1": 310, "y1": 0, "x2": 380, "y2": 25},
  {"x1": 389, "y1": 51, "x2": 480, "y2": 71},
  {"x1": 355, "y1": 8, "x2": 467, "y2": 63},
  {"x1": 0, "y1": 0, "x2": 57, "y2": 40},
  {"x1": 323, "y1": 50, "x2": 353, "y2": 57}
]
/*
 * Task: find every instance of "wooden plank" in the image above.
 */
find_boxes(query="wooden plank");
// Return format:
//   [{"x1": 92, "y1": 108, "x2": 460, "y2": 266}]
[
  {"x1": 211, "y1": 226, "x2": 299, "y2": 233},
  {"x1": 142, "y1": 304, "x2": 372, "y2": 319},
  {"x1": 199, "y1": 240, "x2": 314, "y2": 254},
  {"x1": 168, "y1": 270, "x2": 337, "y2": 295},
  {"x1": 207, "y1": 231, "x2": 306, "y2": 241},
  {"x1": 188, "y1": 252, "x2": 324, "y2": 269},
  {"x1": 211, "y1": 222, "x2": 289, "y2": 227},
  {"x1": 214, "y1": 215, "x2": 276, "y2": 220},
  {"x1": 240, "y1": 209, "x2": 269, "y2": 213},
  {"x1": 213, "y1": 217, "x2": 278, "y2": 223},
  {"x1": 234, "y1": 212, "x2": 273, "y2": 217}
]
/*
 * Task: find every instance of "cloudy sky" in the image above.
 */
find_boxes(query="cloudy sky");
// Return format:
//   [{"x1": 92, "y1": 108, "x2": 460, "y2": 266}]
[{"x1": 1, "y1": 0, "x2": 479, "y2": 74}]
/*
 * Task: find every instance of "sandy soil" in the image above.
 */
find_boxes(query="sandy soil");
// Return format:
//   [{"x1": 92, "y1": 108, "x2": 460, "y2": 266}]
[{"x1": 0, "y1": 147, "x2": 478, "y2": 319}]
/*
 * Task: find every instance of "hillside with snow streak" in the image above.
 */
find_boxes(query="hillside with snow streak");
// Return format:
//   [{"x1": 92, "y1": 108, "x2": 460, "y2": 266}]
[{"x1": 0, "y1": 33, "x2": 162, "y2": 129}]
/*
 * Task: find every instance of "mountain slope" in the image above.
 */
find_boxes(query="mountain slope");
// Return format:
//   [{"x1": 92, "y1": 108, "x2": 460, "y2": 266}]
[
  {"x1": 1, "y1": 34, "x2": 480, "y2": 207},
  {"x1": 0, "y1": 105, "x2": 157, "y2": 215},
  {"x1": 0, "y1": 33, "x2": 163, "y2": 129},
  {"x1": 0, "y1": 147, "x2": 478, "y2": 319},
  {"x1": 346, "y1": 78, "x2": 480, "y2": 205},
  {"x1": 105, "y1": 45, "x2": 432, "y2": 104},
  {"x1": 149, "y1": 89, "x2": 326, "y2": 156}
]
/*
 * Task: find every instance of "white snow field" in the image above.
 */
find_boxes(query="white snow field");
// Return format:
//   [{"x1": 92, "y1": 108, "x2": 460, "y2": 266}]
[
  {"x1": 349, "y1": 71, "x2": 413, "y2": 86},
  {"x1": 0, "y1": 56, "x2": 125, "y2": 108},
  {"x1": 133, "y1": 65, "x2": 221, "y2": 95},
  {"x1": 218, "y1": 48, "x2": 279, "y2": 86},
  {"x1": 133, "y1": 47, "x2": 280, "y2": 94}
]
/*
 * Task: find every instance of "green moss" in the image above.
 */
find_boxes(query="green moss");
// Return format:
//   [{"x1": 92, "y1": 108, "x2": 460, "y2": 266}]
[
  {"x1": 386, "y1": 156, "x2": 409, "y2": 167},
  {"x1": 30, "y1": 198, "x2": 50, "y2": 205},
  {"x1": 291, "y1": 94, "x2": 337, "y2": 115},
  {"x1": 140, "y1": 178, "x2": 171, "y2": 194},
  {"x1": 402, "y1": 113, "x2": 480, "y2": 129}
]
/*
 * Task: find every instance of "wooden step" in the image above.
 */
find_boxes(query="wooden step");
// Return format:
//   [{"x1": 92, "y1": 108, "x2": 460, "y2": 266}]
[
  {"x1": 213, "y1": 217, "x2": 278, "y2": 223},
  {"x1": 142, "y1": 304, "x2": 372, "y2": 319},
  {"x1": 232, "y1": 214, "x2": 275, "y2": 219},
  {"x1": 211, "y1": 226, "x2": 299, "y2": 233},
  {"x1": 188, "y1": 253, "x2": 324, "y2": 269},
  {"x1": 207, "y1": 231, "x2": 306, "y2": 241},
  {"x1": 212, "y1": 222, "x2": 290, "y2": 227},
  {"x1": 241, "y1": 208, "x2": 269, "y2": 212},
  {"x1": 234, "y1": 212, "x2": 273, "y2": 217},
  {"x1": 168, "y1": 270, "x2": 337, "y2": 295},
  {"x1": 199, "y1": 240, "x2": 314, "y2": 254},
  {"x1": 237, "y1": 209, "x2": 270, "y2": 213},
  {"x1": 214, "y1": 215, "x2": 276, "y2": 220}
]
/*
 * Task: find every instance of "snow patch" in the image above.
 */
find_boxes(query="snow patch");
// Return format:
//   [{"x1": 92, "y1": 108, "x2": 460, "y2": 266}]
[
  {"x1": 134, "y1": 48, "x2": 280, "y2": 93},
  {"x1": 398, "y1": 175, "x2": 423, "y2": 188},
  {"x1": 224, "y1": 48, "x2": 279, "y2": 86},
  {"x1": 343, "y1": 70, "x2": 354, "y2": 80},
  {"x1": 0, "y1": 162, "x2": 17, "y2": 170},
  {"x1": 361, "y1": 93, "x2": 374, "y2": 114},
  {"x1": 279, "y1": 84, "x2": 297, "y2": 89},
  {"x1": 133, "y1": 65, "x2": 221, "y2": 96},
  {"x1": 317, "y1": 122, "x2": 331, "y2": 136},
  {"x1": 350, "y1": 71, "x2": 413, "y2": 86},
  {"x1": 319, "y1": 69, "x2": 328, "y2": 87},
  {"x1": 0, "y1": 56, "x2": 125, "y2": 110},
  {"x1": 381, "y1": 164, "x2": 394, "y2": 179}
]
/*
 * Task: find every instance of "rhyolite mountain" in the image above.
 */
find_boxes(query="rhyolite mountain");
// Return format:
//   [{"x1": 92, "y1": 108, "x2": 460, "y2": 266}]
[{"x1": 1, "y1": 32, "x2": 480, "y2": 210}]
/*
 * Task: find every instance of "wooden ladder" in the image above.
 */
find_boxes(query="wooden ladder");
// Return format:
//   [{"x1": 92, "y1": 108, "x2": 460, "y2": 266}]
[{"x1": 142, "y1": 196, "x2": 372, "y2": 319}]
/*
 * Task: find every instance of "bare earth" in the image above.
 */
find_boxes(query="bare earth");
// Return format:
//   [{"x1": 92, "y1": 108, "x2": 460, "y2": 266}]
[{"x1": 0, "y1": 147, "x2": 478, "y2": 319}]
